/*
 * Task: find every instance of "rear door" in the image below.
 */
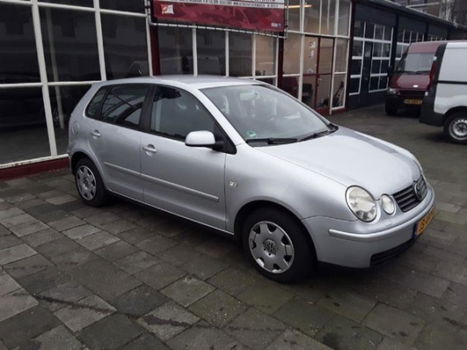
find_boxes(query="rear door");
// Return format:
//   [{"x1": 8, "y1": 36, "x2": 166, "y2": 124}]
[{"x1": 89, "y1": 84, "x2": 151, "y2": 201}]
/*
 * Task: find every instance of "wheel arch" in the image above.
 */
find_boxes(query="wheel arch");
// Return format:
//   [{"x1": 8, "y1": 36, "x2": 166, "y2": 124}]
[{"x1": 445, "y1": 106, "x2": 467, "y2": 121}]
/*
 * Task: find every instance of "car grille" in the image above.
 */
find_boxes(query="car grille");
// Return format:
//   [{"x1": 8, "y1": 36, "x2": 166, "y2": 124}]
[
  {"x1": 370, "y1": 238, "x2": 415, "y2": 266},
  {"x1": 393, "y1": 176, "x2": 428, "y2": 212}
]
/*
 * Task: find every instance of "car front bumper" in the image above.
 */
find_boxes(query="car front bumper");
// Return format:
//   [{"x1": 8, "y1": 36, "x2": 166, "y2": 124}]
[{"x1": 302, "y1": 186, "x2": 435, "y2": 268}]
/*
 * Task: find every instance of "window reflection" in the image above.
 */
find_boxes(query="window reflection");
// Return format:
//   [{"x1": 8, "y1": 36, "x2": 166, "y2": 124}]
[
  {"x1": 158, "y1": 27, "x2": 193, "y2": 74},
  {"x1": 229, "y1": 33, "x2": 252, "y2": 77},
  {"x1": 197, "y1": 30, "x2": 226, "y2": 75},
  {"x1": 256, "y1": 35, "x2": 276, "y2": 76}
]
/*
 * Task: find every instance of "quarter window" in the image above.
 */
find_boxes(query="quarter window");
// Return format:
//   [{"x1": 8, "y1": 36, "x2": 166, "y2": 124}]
[
  {"x1": 101, "y1": 84, "x2": 149, "y2": 129},
  {"x1": 85, "y1": 88, "x2": 107, "y2": 119},
  {"x1": 150, "y1": 86, "x2": 216, "y2": 140}
]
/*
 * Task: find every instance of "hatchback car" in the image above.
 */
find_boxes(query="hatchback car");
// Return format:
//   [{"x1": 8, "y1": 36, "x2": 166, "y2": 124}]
[{"x1": 68, "y1": 76, "x2": 435, "y2": 282}]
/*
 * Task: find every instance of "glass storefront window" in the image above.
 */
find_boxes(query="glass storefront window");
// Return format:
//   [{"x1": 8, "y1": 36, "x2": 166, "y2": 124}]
[
  {"x1": 303, "y1": 37, "x2": 318, "y2": 74},
  {"x1": 158, "y1": 27, "x2": 193, "y2": 75},
  {"x1": 287, "y1": 0, "x2": 301, "y2": 31},
  {"x1": 100, "y1": 0, "x2": 145, "y2": 13},
  {"x1": 0, "y1": 3, "x2": 40, "y2": 83},
  {"x1": 0, "y1": 88, "x2": 50, "y2": 163},
  {"x1": 49, "y1": 85, "x2": 90, "y2": 154},
  {"x1": 319, "y1": 38, "x2": 333, "y2": 74},
  {"x1": 321, "y1": 0, "x2": 335, "y2": 35},
  {"x1": 302, "y1": 76, "x2": 316, "y2": 107},
  {"x1": 284, "y1": 34, "x2": 301, "y2": 74},
  {"x1": 332, "y1": 74, "x2": 346, "y2": 108},
  {"x1": 337, "y1": 0, "x2": 350, "y2": 36},
  {"x1": 354, "y1": 20, "x2": 364, "y2": 38},
  {"x1": 102, "y1": 15, "x2": 149, "y2": 79},
  {"x1": 282, "y1": 76, "x2": 299, "y2": 97},
  {"x1": 197, "y1": 29, "x2": 226, "y2": 75},
  {"x1": 304, "y1": 0, "x2": 320, "y2": 34},
  {"x1": 39, "y1": 0, "x2": 93, "y2": 7},
  {"x1": 316, "y1": 75, "x2": 331, "y2": 108},
  {"x1": 41, "y1": 8, "x2": 100, "y2": 82},
  {"x1": 335, "y1": 39, "x2": 348, "y2": 72},
  {"x1": 229, "y1": 32, "x2": 252, "y2": 77},
  {"x1": 256, "y1": 35, "x2": 276, "y2": 76}
]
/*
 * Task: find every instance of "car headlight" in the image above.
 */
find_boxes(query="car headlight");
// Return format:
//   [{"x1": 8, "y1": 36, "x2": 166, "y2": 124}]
[
  {"x1": 388, "y1": 88, "x2": 398, "y2": 95},
  {"x1": 381, "y1": 194, "x2": 396, "y2": 215},
  {"x1": 346, "y1": 186, "x2": 377, "y2": 222}
]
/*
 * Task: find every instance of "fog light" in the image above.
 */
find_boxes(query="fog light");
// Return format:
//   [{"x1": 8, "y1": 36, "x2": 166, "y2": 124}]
[{"x1": 381, "y1": 194, "x2": 396, "y2": 215}]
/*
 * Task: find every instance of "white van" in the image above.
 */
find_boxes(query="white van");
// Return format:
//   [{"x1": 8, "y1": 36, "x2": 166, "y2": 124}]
[{"x1": 420, "y1": 41, "x2": 467, "y2": 144}]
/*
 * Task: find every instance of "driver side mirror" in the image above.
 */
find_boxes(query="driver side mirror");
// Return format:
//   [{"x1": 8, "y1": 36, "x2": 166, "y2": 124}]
[{"x1": 185, "y1": 131, "x2": 223, "y2": 150}]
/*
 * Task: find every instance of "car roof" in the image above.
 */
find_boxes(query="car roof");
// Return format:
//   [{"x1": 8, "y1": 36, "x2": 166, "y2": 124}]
[
  {"x1": 93, "y1": 75, "x2": 259, "y2": 90},
  {"x1": 407, "y1": 41, "x2": 446, "y2": 53}
]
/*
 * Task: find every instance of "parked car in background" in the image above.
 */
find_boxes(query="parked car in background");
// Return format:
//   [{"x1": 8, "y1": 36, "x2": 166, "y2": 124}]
[
  {"x1": 68, "y1": 76, "x2": 435, "y2": 282},
  {"x1": 420, "y1": 41, "x2": 467, "y2": 144},
  {"x1": 385, "y1": 41, "x2": 445, "y2": 115}
]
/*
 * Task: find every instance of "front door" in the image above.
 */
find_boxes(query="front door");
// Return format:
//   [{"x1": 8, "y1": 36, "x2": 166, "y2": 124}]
[{"x1": 141, "y1": 85, "x2": 227, "y2": 230}]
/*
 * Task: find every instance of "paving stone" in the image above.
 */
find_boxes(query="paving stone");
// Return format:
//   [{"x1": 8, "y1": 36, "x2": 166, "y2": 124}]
[
  {"x1": 54, "y1": 294, "x2": 115, "y2": 332},
  {"x1": 442, "y1": 282, "x2": 467, "y2": 309},
  {"x1": 0, "y1": 289, "x2": 38, "y2": 322},
  {"x1": 209, "y1": 267, "x2": 257, "y2": 296},
  {"x1": 138, "y1": 302, "x2": 199, "y2": 341},
  {"x1": 115, "y1": 251, "x2": 160, "y2": 275},
  {"x1": 10, "y1": 221, "x2": 49, "y2": 237},
  {"x1": 274, "y1": 298, "x2": 336, "y2": 337},
  {"x1": 363, "y1": 304, "x2": 424, "y2": 346},
  {"x1": 0, "y1": 235, "x2": 22, "y2": 250},
  {"x1": 161, "y1": 276, "x2": 215, "y2": 307},
  {"x1": 0, "y1": 208, "x2": 24, "y2": 221},
  {"x1": 317, "y1": 315, "x2": 383, "y2": 350},
  {"x1": 17, "y1": 266, "x2": 70, "y2": 295},
  {"x1": 113, "y1": 285, "x2": 168, "y2": 317},
  {"x1": 4, "y1": 253, "x2": 53, "y2": 279},
  {"x1": 317, "y1": 289, "x2": 376, "y2": 322},
  {"x1": 136, "y1": 235, "x2": 177, "y2": 255},
  {"x1": 120, "y1": 333, "x2": 170, "y2": 350},
  {"x1": 0, "y1": 225, "x2": 10, "y2": 237},
  {"x1": 46, "y1": 194, "x2": 76, "y2": 206},
  {"x1": 37, "y1": 281, "x2": 92, "y2": 313},
  {"x1": 36, "y1": 210, "x2": 71, "y2": 224},
  {"x1": 35, "y1": 237, "x2": 80, "y2": 259},
  {"x1": 79, "y1": 313, "x2": 143, "y2": 350},
  {"x1": 21, "y1": 228, "x2": 62, "y2": 248},
  {"x1": 0, "y1": 305, "x2": 60, "y2": 349},
  {"x1": 29, "y1": 325, "x2": 84, "y2": 350},
  {"x1": 238, "y1": 281, "x2": 293, "y2": 314},
  {"x1": 195, "y1": 236, "x2": 233, "y2": 258},
  {"x1": 433, "y1": 260, "x2": 467, "y2": 285},
  {"x1": 62, "y1": 224, "x2": 100, "y2": 240},
  {"x1": 95, "y1": 240, "x2": 138, "y2": 261},
  {"x1": 99, "y1": 219, "x2": 137, "y2": 234},
  {"x1": 115, "y1": 227, "x2": 156, "y2": 244},
  {"x1": 376, "y1": 337, "x2": 416, "y2": 350},
  {"x1": 76, "y1": 230, "x2": 120, "y2": 251},
  {"x1": 159, "y1": 243, "x2": 202, "y2": 266},
  {"x1": 189, "y1": 289, "x2": 246, "y2": 327},
  {"x1": 136, "y1": 263, "x2": 185, "y2": 290},
  {"x1": 226, "y1": 308, "x2": 285, "y2": 350},
  {"x1": 50, "y1": 246, "x2": 98, "y2": 270},
  {"x1": 0, "y1": 272, "x2": 21, "y2": 296},
  {"x1": 48, "y1": 216, "x2": 84, "y2": 232},
  {"x1": 0, "y1": 213, "x2": 36, "y2": 228},
  {"x1": 266, "y1": 329, "x2": 332, "y2": 350},
  {"x1": 85, "y1": 212, "x2": 120, "y2": 227},
  {"x1": 181, "y1": 254, "x2": 227, "y2": 280},
  {"x1": 0, "y1": 243, "x2": 36, "y2": 265},
  {"x1": 168, "y1": 325, "x2": 246, "y2": 350},
  {"x1": 16, "y1": 198, "x2": 45, "y2": 210},
  {"x1": 413, "y1": 322, "x2": 465, "y2": 350},
  {"x1": 70, "y1": 259, "x2": 142, "y2": 302}
]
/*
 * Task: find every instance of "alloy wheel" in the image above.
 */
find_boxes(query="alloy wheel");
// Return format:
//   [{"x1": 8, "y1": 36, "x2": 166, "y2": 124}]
[{"x1": 76, "y1": 165, "x2": 97, "y2": 200}]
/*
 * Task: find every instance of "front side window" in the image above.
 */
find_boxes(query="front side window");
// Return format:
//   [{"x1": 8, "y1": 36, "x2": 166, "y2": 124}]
[
  {"x1": 203, "y1": 84, "x2": 331, "y2": 144},
  {"x1": 101, "y1": 84, "x2": 149, "y2": 129},
  {"x1": 396, "y1": 52, "x2": 435, "y2": 74},
  {"x1": 150, "y1": 86, "x2": 216, "y2": 140}
]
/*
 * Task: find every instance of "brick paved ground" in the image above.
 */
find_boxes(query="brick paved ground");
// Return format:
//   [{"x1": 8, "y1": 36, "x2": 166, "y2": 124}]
[{"x1": 0, "y1": 105, "x2": 466, "y2": 350}]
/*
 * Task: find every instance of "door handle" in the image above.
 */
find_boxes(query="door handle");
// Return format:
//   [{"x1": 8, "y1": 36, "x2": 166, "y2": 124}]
[
  {"x1": 91, "y1": 130, "x2": 101, "y2": 138},
  {"x1": 143, "y1": 144, "x2": 158, "y2": 154}
]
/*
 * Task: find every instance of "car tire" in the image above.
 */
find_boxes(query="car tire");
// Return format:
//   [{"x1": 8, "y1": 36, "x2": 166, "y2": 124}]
[
  {"x1": 444, "y1": 112, "x2": 467, "y2": 144},
  {"x1": 74, "y1": 158, "x2": 108, "y2": 207},
  {"x1": 385, "y1": 102, "x2": 398, "y2": 116},
  {"x1": 242, "y1": 207, "x2": 314, "y2": 283}
]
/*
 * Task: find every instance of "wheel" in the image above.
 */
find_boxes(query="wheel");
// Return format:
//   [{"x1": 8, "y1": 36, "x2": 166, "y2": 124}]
[
  {"x1": 444, "y1": 112, "x2": 467, "y2": 144},
  {"x1": 74, "y1": 158, "x2": 108, "y2": 207},
  {"x1": 385, "y1": 102, "x2": 398, "y2": 115},
  {"x1": 242, "y1": 207, "x2": 314, "y2": 283}
]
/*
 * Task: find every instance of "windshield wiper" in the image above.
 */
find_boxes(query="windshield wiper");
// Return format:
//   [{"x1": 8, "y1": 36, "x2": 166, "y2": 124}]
[
  {"x1": 245, "y1": 137, "x2": 298, "y2": 145},
  {"x1": 299, "y1": 124, "x2": 338, "y2": 142}
]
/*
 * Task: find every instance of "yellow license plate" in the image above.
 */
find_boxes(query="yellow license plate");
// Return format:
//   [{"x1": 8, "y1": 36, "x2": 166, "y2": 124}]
[
  {"x1": 404, "y1": 99, "x2": 423, "y2": 105},
  {"x1": 415, "y1": 209, "x2": 434, "y2": 236}
]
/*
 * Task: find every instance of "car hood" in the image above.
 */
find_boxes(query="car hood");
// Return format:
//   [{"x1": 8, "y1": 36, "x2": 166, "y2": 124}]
[
  {"x1": 390, "y1": 73, "x2": 430, "y2": 90},
  {"x1": 256, "y1": 127, "x2": 420, "y2": 197}
]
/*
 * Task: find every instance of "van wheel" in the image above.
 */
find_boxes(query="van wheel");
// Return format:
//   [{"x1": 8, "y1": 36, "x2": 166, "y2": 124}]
[
  {"x1": 385, "y1": 102, "x2": 398, "y2": 116},
  {"x1": 74, "y1": 158, "x2": 108, "y2": 207},
  {"x1": 242, "y1": 207, "x2": 314, "y2": 283},
  {"x1": 444, "y1": 112, "x2": 467, "y2": 144}
]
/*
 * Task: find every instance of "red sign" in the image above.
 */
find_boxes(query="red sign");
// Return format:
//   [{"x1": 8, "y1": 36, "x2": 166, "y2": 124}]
[{"x1": 152, "y1": 0, "x2": 286, "y2": 33}]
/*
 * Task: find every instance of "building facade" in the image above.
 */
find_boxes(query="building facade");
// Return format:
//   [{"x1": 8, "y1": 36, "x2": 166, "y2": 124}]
[{"x1": 0, "y1": 0, "x2": 465, "y2": 173}]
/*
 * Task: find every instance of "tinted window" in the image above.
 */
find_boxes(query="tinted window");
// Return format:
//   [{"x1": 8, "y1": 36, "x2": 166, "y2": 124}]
[
  {"x1": 86, "y1": 88, "x2": 107, "y2": 119},
  {"x1": 101, "y1": 85, "x2": 149, "y2": 129},
  {"x1": 150, "y1": 87, "x2": 216, "y2": 140}
]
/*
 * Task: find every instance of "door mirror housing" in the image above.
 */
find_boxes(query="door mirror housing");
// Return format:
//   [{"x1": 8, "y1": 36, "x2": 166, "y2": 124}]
[{"x1": 185, "y1": 130, "x2": 221, "y2": 149}]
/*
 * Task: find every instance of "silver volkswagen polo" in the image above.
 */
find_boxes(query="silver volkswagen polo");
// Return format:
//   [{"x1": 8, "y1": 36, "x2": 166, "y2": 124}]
[{"x1": 68, "y1": 76, "x2": 435, "y2": 282}]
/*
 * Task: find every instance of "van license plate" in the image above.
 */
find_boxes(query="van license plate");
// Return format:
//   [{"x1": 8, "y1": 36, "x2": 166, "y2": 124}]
[
  {"x1": 415, "y1": 209, "x2": 434, "y2": 236},
  {"x1": 404, "y1": 99, "x2": 422, "y2": 105}
]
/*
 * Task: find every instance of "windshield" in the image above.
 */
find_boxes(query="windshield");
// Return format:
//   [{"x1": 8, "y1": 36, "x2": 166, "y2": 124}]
[
  {"x1": 395, "y1": 52, "x2": 434, "y2": 74},
  {"x1": 202, "y1": 84, "x2": 331, "y2": 144}
]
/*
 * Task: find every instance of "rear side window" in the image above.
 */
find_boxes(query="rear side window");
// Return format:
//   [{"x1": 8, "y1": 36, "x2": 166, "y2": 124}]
[
  {"x1": 101, "y1": 84, "x2": 149, "y2": 129},
  {"x1": 85, "y1": 88, "x2": 107, "y2": 119}
]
